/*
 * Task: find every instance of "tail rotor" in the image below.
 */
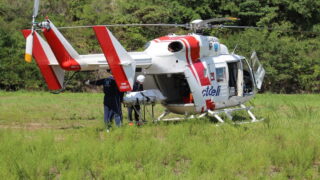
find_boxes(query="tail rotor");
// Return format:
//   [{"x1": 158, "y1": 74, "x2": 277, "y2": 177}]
[{"x1": 25, "y1": 0, "x2": 40, "y2": 63}]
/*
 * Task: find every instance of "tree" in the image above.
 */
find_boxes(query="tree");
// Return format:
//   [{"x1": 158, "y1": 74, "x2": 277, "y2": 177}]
[{"x1": 0, "y1": 0, "x2": 319, "y2": 93}]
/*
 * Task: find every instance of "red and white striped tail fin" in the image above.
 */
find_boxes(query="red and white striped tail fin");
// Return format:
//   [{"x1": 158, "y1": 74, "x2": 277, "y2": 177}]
[
  {"x1": 22, "y1": 30, "x2": 64, "y2": 90},
  {"x1": 42, "y1": 20, "x2": 81, "y2": 71},
  {"x1": 93, "y1": 26, "x2": 136, "y2": 92}
]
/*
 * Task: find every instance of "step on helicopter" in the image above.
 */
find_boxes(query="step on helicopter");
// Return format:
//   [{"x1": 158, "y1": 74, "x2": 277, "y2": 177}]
[{"x1": 22, "y1": 0, "x2": 266, "y2": 123}]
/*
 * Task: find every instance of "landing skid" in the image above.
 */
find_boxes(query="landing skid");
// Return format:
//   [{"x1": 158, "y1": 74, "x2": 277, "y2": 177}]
[
  {"x1": 157, "y1": 104, "x2": 264, "y2": 124},
  {"x1": 157, "y1": 110, "x2": 198, "y2": 122}
]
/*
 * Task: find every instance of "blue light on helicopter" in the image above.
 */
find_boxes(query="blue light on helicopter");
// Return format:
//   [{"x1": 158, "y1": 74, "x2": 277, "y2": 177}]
[{"x1": 214, "y1": 43, "x2": 219, "y2": 52}]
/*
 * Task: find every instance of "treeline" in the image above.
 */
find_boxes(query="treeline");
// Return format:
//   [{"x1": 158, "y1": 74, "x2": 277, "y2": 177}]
[{"x1": 0, "y1": 0, "x2": 319, "y2": 93}]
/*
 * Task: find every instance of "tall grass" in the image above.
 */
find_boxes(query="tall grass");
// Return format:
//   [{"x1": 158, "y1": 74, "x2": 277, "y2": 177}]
[{"x1": 0, "y1": 92, "x2": 319, "y2": 179}]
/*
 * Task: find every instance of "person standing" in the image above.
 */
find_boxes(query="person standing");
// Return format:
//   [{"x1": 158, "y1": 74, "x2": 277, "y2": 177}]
[
  {"x1": 128, "y1": 75, "x2": 145, "y2": 126},
  {"x1": 86, "y1": 75, "x2": 124, "y2": 131}
]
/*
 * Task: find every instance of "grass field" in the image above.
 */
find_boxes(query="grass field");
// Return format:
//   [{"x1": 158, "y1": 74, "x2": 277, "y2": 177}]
[{"x1": 0, "y1": 91, "x2": 319, "y2": 179}]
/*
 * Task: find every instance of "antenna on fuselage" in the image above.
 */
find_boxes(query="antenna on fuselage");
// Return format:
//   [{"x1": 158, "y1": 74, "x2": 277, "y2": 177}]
[{"x1": 231, "y1": 44, "x2": 238, "y2": 55}]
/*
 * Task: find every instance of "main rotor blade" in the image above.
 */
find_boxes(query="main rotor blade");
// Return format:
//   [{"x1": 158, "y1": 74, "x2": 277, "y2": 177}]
[
  {"x1": 57, "y1": 23, "x2": 187, "y2": 29},
  {"x1": 201, "y1": 17, "x2": 239, "y2": 25},
  {"x1": 211, "y1": 25, "x2": 268, "y2": 30},
  {"x1": 33, "y1": 0, "x2": 40, "y2": 17},
  {"x1": 208, "y1": 25, "x2": 267, "y2": 31},
  {"x1": 210, "y1": 25, "x2": 320, "y2": 34},
  {"x1": 46, "y1": 22, "x2": 320, "y2": 35}
]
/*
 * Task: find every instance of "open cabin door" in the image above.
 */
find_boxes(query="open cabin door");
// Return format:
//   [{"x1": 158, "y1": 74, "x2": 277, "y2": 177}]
[
  {"x1": 184, "y1": 68, "x2": 206, "y2": 112},
  {"x1": 250, "y1": 51, "x2": 265, "y2": 90}
]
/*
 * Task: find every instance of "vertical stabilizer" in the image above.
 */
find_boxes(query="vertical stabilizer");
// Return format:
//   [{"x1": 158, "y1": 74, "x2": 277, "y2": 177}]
[
  {"x1": 22, "y1": 30, "x2": 64, "y2": 90},
  {"x1": 93, "y1": 26, "x2": 136, "y2": 92}
]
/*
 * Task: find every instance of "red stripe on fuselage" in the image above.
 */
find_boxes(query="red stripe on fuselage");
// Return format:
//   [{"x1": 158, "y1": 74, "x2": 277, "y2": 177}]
[
  {"x1": 42, "y1": 29, "x2": 81, "y2": 71},
  {"x1": 180, "y1": 39, "x2": 197, "y2": 78},
  {"x1": 183, "y1": 36, "x2": 200, "y2": 62},
  {"x1": 22, "y1": 30, "x2": 62, "y2": 90},
  {"x1": 93, "y1": 26, "x2": 131, "y2": 92},
  {"x1": 192, "y1": 60, "x2": 211, "y2": 86},
  {"x1": 156, "y1": 36, "x2": 186, "y2": 41},
  {"x1": 182, "y1": 36, "x2": 210, "y2": 86}
]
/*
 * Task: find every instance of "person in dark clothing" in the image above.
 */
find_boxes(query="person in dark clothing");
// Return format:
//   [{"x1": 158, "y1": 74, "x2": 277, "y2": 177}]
[
  {"x1": 128, "y1": 75, "x2": 145, "y2": 125},
  {"x1": 86, "y1": 76, "x2": 124, "y2": 130}
]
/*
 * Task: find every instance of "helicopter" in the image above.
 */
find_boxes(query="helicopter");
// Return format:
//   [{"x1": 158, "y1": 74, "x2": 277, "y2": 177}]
[{"x1": 22, "y1": 0, "x2": 265, "y2": 123}]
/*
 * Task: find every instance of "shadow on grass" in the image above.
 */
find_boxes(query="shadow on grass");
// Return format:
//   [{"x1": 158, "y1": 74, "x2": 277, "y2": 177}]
[{"x1": 58, "y1": 125, "x2": 84, "y2": 130}]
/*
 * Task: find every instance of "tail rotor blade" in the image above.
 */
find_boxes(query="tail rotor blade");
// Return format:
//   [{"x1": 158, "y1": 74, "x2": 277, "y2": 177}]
[
  {"x1": 33, "y1": 0, "x2": 40, "y2": 17},
  {"x1": 25, "y1": 0, "x2": 39, "y2": 63},
  {"x1": 25, "y1": 34, "x2": 33, "y2": 63}
]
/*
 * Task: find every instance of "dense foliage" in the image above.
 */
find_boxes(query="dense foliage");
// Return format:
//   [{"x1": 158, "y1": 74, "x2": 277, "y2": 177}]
[{"x1": 0, "y1": 0, "x2": 319, "y2": 93}]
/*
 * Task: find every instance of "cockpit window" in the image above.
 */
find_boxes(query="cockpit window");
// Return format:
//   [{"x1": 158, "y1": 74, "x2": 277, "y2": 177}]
[{"x1": 168, "y1": 41, "x2": 183, "y2": 52}]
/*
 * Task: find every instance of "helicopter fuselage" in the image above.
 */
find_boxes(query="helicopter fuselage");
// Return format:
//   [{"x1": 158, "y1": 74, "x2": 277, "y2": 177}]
[{"x1": 137, "y1": 34, "x2": 257, "y2": 114}]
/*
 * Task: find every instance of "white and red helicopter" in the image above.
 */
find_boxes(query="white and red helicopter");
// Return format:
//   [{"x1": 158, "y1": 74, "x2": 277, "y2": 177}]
[{"x1": 22, "y1": 0, "x2": 265, "y2": 123}]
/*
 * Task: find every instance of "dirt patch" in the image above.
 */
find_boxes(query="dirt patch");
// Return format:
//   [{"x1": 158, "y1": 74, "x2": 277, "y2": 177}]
[
  {"x1": 173, "y1": 159, "x2": 191, "y2": 175},
  {"x1": 269, "y1": 165, "x2": 282, "y2": 176},
  {"x1": 0, "y1": 122, "x2": 83, "y2": 130},
  {"x1": 0, "y1": 123, "x2": 50, "y2": 130}
]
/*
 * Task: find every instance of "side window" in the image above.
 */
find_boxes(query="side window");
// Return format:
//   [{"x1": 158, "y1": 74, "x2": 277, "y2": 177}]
[{"x1": 216, "y1": 67, "x2": 226, "y2": 83}]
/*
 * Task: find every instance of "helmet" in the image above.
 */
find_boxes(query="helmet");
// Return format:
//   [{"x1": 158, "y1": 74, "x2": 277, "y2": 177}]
[{"x1": 137, "y1": 75, "x2": 145, "y2": 83}]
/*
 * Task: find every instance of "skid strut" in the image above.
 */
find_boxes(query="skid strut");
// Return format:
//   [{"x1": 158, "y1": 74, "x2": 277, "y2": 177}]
[
  {"x1": 207, "y1": 104, "x2": 263, "y2": 124},
  {"x1": 157, "y1": 104, "x2": 263, "y2": 124},
  {"x1": 157, "y1": 109, "x2": 205, "y2": 122}
]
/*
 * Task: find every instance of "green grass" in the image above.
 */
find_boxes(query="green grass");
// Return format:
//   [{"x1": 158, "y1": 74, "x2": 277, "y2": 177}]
[{"x1": 0, "y1": 91, "x2": 320, "y2": 179}]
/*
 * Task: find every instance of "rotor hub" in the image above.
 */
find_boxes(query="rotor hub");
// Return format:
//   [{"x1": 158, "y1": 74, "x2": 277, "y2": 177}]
[{"x1": 38, "y1": 21, "x2": 50, "y2": 30}]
